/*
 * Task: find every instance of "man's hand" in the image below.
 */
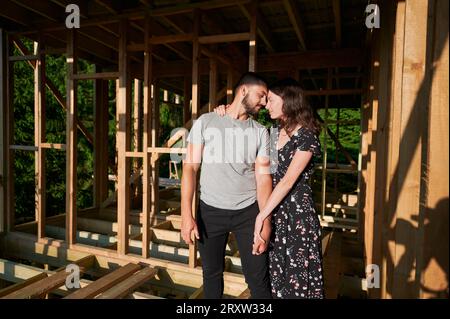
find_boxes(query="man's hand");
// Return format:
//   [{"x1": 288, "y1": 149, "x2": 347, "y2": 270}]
[{"x1": 181, "y1": 216, "x2": 199, "y2": 245}]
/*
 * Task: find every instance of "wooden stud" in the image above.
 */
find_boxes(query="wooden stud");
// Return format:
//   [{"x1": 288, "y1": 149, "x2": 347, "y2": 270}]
[
  {"x1": 142, "y1": 17, "x2": 153, "y2": 258},
  {"x1": 117, "y1": 19, "x2": 130, "y2": 256},
  {"x1": 150, "y1": 81, "x2": 160, "y2": 228},
  {"x1": 5, "y1": 36, "x2": 14, "y2": 232},
  {"x1": 189, "y1": 8, "x2": 201, "y2": 268},
  {"x1": 420, "y1": 0, "x2": 449, "y2": 298},
  {"x1": 66, "y1": 29, "x2": 77, "y2": 246},
  {"x1": 34, "y1": 38, "x2": 46, "y2": 240}
]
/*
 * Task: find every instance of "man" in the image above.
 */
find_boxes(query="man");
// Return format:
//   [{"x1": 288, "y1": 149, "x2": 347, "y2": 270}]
[{"x1": 181, "y1": 72, "x2": 273, "y2": 299}]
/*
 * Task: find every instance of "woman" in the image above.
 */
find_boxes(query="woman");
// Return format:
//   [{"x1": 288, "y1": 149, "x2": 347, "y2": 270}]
[{"x1": 215, "y1": 78, "x2": 324, "y2": 299}]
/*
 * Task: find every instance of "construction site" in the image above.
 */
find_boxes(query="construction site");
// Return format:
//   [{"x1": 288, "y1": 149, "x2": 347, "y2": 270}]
[{"x1": 0, "y1": 0, "x2": 448, "y2": 299}]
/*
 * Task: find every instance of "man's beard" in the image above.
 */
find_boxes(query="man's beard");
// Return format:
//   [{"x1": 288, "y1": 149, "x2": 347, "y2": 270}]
[{"x1": 242, "y1": 95, "x2": 259, "y2": 116}]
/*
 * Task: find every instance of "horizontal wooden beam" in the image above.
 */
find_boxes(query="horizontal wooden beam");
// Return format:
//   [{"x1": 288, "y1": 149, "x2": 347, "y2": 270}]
[
  {"x1": 64, "y1": 263, "x2": 141, "y2": 299},
  {"x1": 8, "y1": 55, "x2": 38, "y2": 61},
  {"x1": 198, "y1": 32, "x2": 250, "y2": 44},
  {"x1": 96, "y1": 267, "x2": 158, "y2": 299},
  {"x1": 72, "y1": 72, "x2": 119, "y2": 80}
]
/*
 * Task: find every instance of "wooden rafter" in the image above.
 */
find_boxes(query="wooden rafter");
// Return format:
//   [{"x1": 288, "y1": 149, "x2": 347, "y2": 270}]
[
  {"x1": 238, "y1": 2, "x2": 275, "y2": 53},
  {"x1": 282, "y1": 0, "x2": 307, "y2": 50}
]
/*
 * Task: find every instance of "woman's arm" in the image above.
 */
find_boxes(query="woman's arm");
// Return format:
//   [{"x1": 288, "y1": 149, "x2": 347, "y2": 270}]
[{"x1": 254, "y1": 150, "x2": 313, "y2": 241}]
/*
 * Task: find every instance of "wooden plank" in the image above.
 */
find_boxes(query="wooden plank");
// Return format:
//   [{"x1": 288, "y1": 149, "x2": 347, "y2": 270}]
[
  {"x1": 34, "y1": 38, "x2": 46, "y2": 239},
  {"x1": 390, "y1": 0, "x2": 429, "y2": 298},
  {"x1": 188, "y1": 285, "x2": 204, "y2": 299},
  {"x1": 142, "y1": 17, "x2": 153, "y2": 258},
  {"x1": 381, "y1": 0, "x2": 405, "y2": 299},
  {"x1": 150, "y1": 80, "x2": 160, "y2": 229},
  {"x1": 97, "y1": 267, "x2": 158, "y2": 299},
  {"x1": 40, "y1": 143, "x2": 65, "y2": 150},
  {"x1": 420, "y1": 0, "x2": 449, "y2": 298},
  {"x1": 0, "y1": 272, "x2": 48, "y2": 298},
  {"x1": 72, "y1": 72, "x2": 119, "y2": 80},
  {"x1": 64, "y1": 263, "x2": 141, "y2": 299},
  {"x1": 117, "y1": 19, "x2": 130, "y2": 255},
  {"x1": 66, "y1": 29, "x2": 77, "y2": 246},
  {"x1": 5, "y1": 35, "x2": 14, "y2": 232},
  {"x1": 150, "y1": 33, "x2": 193, "y2": 45},
  {"x1": 2, "y1": 262, "x2": 88, "y2": 299},
  {"x1": 189, "y1": 8, "x2": 200, "y2": 268},
  {"x1": 198, "y1": 32, "x2": 250, "y2": 44}
]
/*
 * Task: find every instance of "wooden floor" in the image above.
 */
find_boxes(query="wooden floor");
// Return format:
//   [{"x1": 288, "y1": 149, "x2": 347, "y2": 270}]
[{"x1": 0, "y1": 188, "x2": 367, "y2": 299}]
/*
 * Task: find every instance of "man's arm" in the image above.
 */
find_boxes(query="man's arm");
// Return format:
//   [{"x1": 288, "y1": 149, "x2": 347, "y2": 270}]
[
  {"x1": 254, "y1": 156, "x2": 272, "y2": 254},
  {"x1": 181, "y1": 143, "x2": 203, "y2": 245}
]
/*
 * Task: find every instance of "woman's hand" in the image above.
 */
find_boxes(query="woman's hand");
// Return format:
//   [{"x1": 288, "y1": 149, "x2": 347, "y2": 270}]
[
  {"x1": 253, "y1": 213, "x2": 265, "y2": 245},
  {"x1": 213, "y1": 104, "x2": 229, "y2": 116}
]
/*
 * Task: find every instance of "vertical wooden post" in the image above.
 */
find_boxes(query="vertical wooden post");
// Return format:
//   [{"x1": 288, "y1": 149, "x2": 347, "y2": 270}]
[
  {"x1": 142, "y1": 16, "x2": 153, "y2": 258},
  {"x1": 5, "y1": 36, "x2": 14, "y2": 232},
  {"x1": 34, "y1": 38, "x2": 46, "y2": 240},
  {"x1": 227, "y1": 69, "x2": 233, "y2": 104},
  {"x1": 183, "y1": 76, "x2": 191, "y2": 125},
  {"x1": 208, "y1": 58, "x2": 217, "y2": 112},
  {"x1": 389, "y1": 0, "x2": 434, "y2": 298},
  {"x1": 132, "y1": 78, "x2": 142, "y2": 207},
  {"x1": 189, "y1": 8, "x2": 201, "y2": 268},
  {"x1": 320, "y1": 69, "x2": 332, "y2": 220},
  {"x1": 117, "y1": 19, "x2": 130, "y2": 255},
  {"x1": 94, "y1": 67, "x2": 109, "y2": 207},
  {"x1": 0, "y1": 29, "x2": 6, "y2": 233},
  {"x1": 420, "y1": 0, "x2": 448, "y2": 299},
  {"x1": 150, "y1": 80, "x2": 160, "y2": 227},
  {"x1": 66, "y1": 29, "x2": 77, "y2": 246},
  {"x1": 248, "y1": 0, "x2": 257, "y2": 72}
]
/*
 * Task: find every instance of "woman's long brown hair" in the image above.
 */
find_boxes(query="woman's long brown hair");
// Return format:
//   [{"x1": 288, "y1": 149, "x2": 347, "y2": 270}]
[{"x1": 269, "y1": 78, "x2": 321, "y2": 136}]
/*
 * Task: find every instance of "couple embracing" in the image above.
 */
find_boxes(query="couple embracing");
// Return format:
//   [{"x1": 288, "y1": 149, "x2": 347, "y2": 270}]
[{"x1": 181, "y1": 72, "x2": 324, "y2": 299}]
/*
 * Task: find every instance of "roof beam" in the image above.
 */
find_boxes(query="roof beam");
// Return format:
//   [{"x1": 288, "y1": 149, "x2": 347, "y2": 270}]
[{"x1": 282, "y1": 0, "x2": 307, "y2": 50}]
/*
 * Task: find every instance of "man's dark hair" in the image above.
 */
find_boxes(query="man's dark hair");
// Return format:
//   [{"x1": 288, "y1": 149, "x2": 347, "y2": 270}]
[{"x1": 233, "y1": 72, "x2": 267, "y2": 96}]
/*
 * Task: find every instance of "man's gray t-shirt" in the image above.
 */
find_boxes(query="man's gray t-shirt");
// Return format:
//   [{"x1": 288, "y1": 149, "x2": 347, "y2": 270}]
[{"x1": 187, "y1": 112, "x2": 270, "y2": 210}]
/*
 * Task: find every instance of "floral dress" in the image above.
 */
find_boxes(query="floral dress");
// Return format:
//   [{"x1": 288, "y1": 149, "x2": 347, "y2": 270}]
[{"x1": 268, "y1": 125, "x2": 324, "y2": 299}]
